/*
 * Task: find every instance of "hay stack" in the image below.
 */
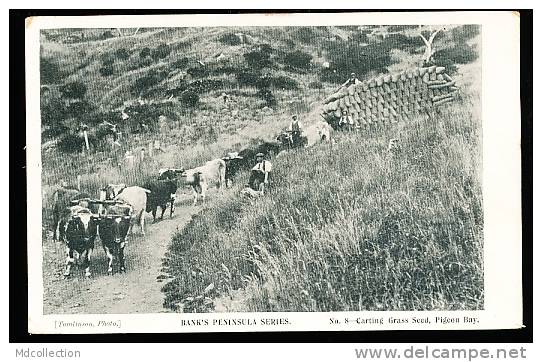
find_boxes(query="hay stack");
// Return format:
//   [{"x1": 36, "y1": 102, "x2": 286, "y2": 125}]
[{"x1": 322, "y1": 66, "x2": 460, "y2": 127}]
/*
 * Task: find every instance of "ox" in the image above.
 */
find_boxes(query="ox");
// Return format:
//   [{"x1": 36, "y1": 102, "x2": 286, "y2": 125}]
[
  {"x1": 144, "y1": 179, "x2": 178, "y2": 222},
  {"x1": 63, "y1": 205, "x2": 99, "y2": 278},
  {"x1": 52, "y1": 187, "x2": 91, "y2": 242},
  {"x1": 114, "y1": 186, "x2": 151, "y2": 235},
  {"x1": 277, "y1": 131, "x2": 307, "y2": 149},
  {"x1": 180, "y1": 158, "x2": 226, "y2": 206},
  {"x1": 99, "y1": 204, "x2": 132, "y2": 274},
  {"x1": 103, "y1": 183, "x2": 127, "y2": 200},
  {"x1": 300, "y1": 121, "x2": 333, "y2": 148},
  {"x1": 157, "y1": 168, "x2": 184, "y2": 181},
  {"x1": 222, "y1": 152, "x2": 244, "y2": 187}
]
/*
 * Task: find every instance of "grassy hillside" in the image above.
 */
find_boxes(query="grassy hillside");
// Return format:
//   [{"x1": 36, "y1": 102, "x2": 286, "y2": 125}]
[
  {"x1": 41, "y1": 24, "x2": 483, "y2": 305},
  {"x1": 40, "y1": 25, "x2": 479, "y2": 142},
  {"x1": 161, "y1": 67, "x2": 483, "y2": 312},
  {"x1": 40, "y1": 25, "x2": 479, "y2": 185}
]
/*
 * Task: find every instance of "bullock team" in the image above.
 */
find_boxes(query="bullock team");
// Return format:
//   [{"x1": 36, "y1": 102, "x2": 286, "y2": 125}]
[{"x1": 50, "y1": 117, "x2": 333, "y2": 278}]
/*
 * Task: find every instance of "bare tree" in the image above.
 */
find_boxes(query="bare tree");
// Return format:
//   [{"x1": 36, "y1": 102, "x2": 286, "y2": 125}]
[
  {"x1": 117, "y1": 28, "x2": 140, "y2": 37},
  {"x1": 419, "y1": 26, "x2": 444, "y2": 64}
]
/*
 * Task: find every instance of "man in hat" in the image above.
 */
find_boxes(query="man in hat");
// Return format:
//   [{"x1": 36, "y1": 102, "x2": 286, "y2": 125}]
[
  {"x1": 248, "y1": 152, "x2": 272, "y2": 193},
  {"x1": 338, "y1": 109, "x2": 354, "y2": 131},
  {"x1": 341, "y1": 72, "x2": 361, "y2": 88},
  {"x1": 288, "y1": 114, "x2": 303, "y2": 148}
]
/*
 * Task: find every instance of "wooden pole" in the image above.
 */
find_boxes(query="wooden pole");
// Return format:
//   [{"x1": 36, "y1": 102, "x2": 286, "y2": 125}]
[{"x1": 83, "y1": 130, "x2": 90, "y2": 151}]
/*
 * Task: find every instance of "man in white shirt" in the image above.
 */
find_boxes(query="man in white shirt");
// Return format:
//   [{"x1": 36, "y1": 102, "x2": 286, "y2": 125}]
[{"x1": 248, "y1": 153, "x2": 272, "y2": 192}]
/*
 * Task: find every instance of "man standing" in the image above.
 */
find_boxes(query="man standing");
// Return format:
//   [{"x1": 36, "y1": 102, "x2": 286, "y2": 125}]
[
  {"x1": 248, "y1": 153, "x2": 272, "y2": 193},
  {"x1": 289, "y1": 115, "x2": 303, "y2": 148}
]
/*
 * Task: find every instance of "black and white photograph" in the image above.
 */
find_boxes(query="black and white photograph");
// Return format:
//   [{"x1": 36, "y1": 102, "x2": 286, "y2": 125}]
[{"x1": 24, "y1": 12, "x2": 523, "y2": 333}]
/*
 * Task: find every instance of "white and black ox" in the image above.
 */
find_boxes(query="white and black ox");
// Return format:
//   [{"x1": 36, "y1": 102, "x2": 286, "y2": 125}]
[
  {"x1": 158, "y1": 158, "x2": 226, "y2": 206},
  {"x1": 99, "y1": 203, "x2": 133, "y2": 274},
  {"x1": 102, "y1": 184, "x2": 150, "y2": 235},
  {"x1": 61, "y1": 204, "x2": 100, "y2": 278}
]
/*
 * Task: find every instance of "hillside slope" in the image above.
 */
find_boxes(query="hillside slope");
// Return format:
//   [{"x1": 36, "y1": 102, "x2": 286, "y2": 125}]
[{"x1": 161, "y1": 63, "x2": 483, "y2": 312}]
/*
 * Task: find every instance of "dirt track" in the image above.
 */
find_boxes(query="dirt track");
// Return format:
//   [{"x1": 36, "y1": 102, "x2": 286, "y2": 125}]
[{"x1": 43, "y1": 195, "x2": 201, "y2": 314}]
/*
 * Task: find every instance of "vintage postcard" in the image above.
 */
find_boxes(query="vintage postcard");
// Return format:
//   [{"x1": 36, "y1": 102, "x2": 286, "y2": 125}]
[{"x1": 25, "y1": 11, "x2": 523, "y2": 334}]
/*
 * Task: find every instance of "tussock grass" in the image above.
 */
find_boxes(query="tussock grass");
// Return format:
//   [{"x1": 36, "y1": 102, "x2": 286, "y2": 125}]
[{"x1": 162, "y1": 93, "x2": 483, "y2": 312}]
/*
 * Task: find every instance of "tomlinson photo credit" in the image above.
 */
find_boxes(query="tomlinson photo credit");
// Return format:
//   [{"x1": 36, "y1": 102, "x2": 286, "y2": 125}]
[{"x1": 25, "y1": 11, "x2": 523, "y2": 334}]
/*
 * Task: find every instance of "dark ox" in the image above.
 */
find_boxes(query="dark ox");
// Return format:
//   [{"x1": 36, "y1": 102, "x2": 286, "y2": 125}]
[
  {"x1": 144, "y1": 179, "x2": 178, "y2": 222},
  {"x1": 63, "y1": 206, "x2": 99, "y2": 278},
  {"x1": 158, "y1": 168, "x2": 184, "y2": 181},
  {"x1": 99, "y1": 204, "x2": 132, "y2": 274},
  {"x1": 52, "y1": 187, "x2": 91, "y2": 241},
  {"x1": 276, "y1": 131, "x2": 307, "y2": 149},
  {"x1": 103, "y1": 183, "x2": 127, "y2": 201}
]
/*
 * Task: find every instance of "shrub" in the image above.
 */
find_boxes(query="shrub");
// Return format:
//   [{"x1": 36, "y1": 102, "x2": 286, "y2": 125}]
[
  {"x1": 65, "y1": 99, "x2": 94, "y2": 118},
  {"x1": 451, "y1": 25, "x2": 480, "y2": 43},
  {"x1": 269, "y1": 75, "x2": 298, "y2": 90},
  {"x1": 283, "y1": 50, "x2": 312, "y2": 70},
  {"x1": 258, "y1": 43, "x2": 273, "y2": 54},
  {"x1": 99, "y1": 65, "x2": 114, "y2": 77},
  {"x1": 321, "y1": 40, "x2": 395, "y2": 83},
  {"x1": 256, "y1": 88, "x2": 276, "y2": 107},
  {"x1": 115, "y1": 47, "x2": 130, "y2": 60},
  {"x1": 167, "y1": 80, "x2": 189, "y2": 97},
  {"x1": 218, "y1": 33, "x2": 242, "y2": 46},
  {"x1": 100, "y1": 30, "x2": 114, "y2": 40},
  {"x1": 41, "y1": 91, "x2": 68, "y2": 137},
  {"x1": 139, "y1": 47, "x2": 151, "y2": 58},
  {"x1": 100, "y1": 52, "x2": 115, "y2": 66},
  {"x1": 180, "y1": 90, "x2": 199, "y2": 108},
  {"x1": 244, "y1": 49, "x2": 272, "y2": 69},
  {"x1": 132, "y1": 70, "x2": 168, "y2": 95},
  {"x1": 385, "y1": 33, "x2": 421, "y2": 53},
  {"x1": 176, "y1": 41, "x2": 192, "y2": 50},
  {"x1": 137, "y1": 56, "x2": 153, "y2": 69},
  {"x1": 121, "y1": 102, "x2": 164, "y2": 132},
  {"x1": 294, "y1": 27, "x2": 317, "y2": 44},
  {"x1": 433, "y1": 43, "x2": 478, "y2": 65},
  {"x1": 40, "y1": 57, "x2": 63, "y2": 84},
  {"x1": 58, "y1": 132, "x2": 86, "y2": 153},
  {"x1": 60, "y1": 81, "x2": 87, "y2": 99},
  {"x1": 151, "y1": 43, "x2": 171, "y2": 61},
  {"x1": 188, "y1": 79, "x2": 227, "y2": 94},
  {"x1": 236, "y1": 70, "x2": 261, "y2": 87},
  {"x1": 186, "y1": 66, "x2": 209, "y2": 78},
  {"x1": 387, "y1": 25, "x2": 419, "y2": 32},
  {"x1": 284, "y1": 38, "x2": 295, "y2": 49},
  {"x1": 172, "y1": 57, "x2": 190, "y2": 69}
]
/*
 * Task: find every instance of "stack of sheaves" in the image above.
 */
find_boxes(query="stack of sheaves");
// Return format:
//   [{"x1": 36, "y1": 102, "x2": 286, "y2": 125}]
[{"x1": 321, "y1": 66, "x2": 460, "y2": 126}]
